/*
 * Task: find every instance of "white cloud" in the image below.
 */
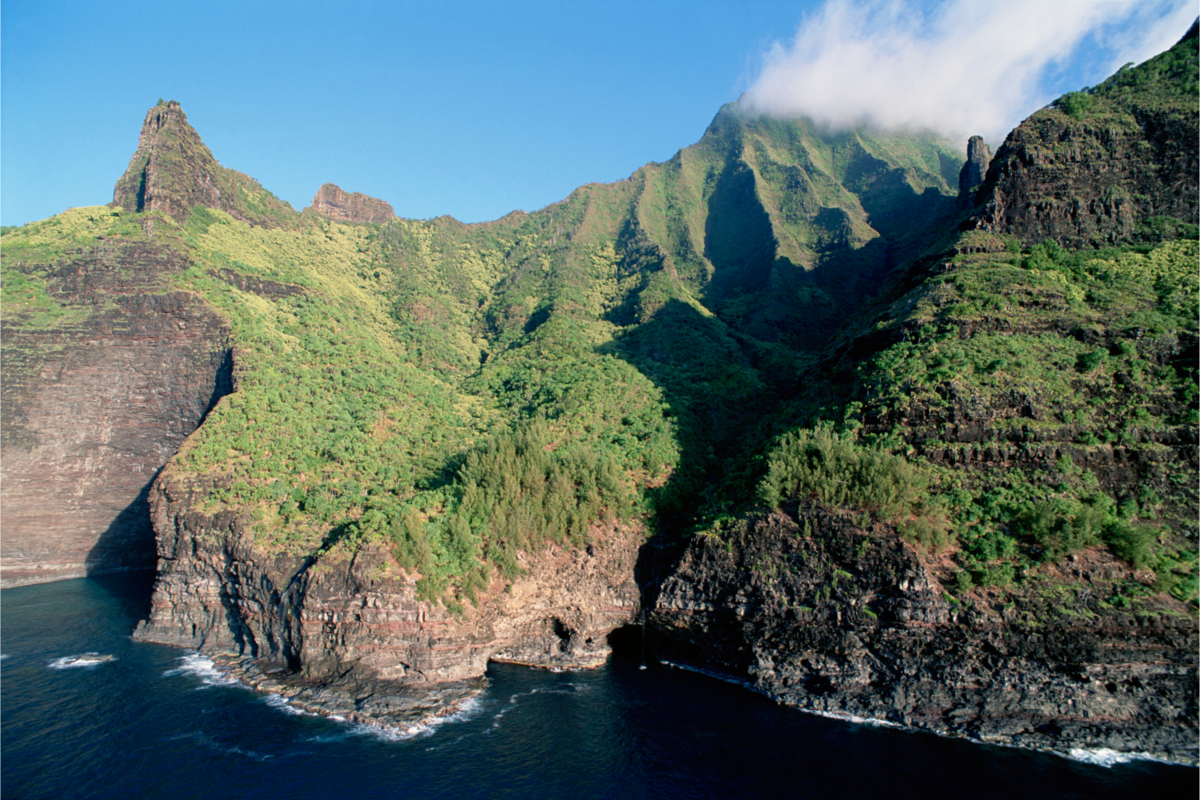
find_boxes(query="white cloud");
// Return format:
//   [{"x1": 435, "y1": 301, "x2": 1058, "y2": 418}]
[{"x1": 740, "y1": 0, "x2": 1194, "y2": 148}]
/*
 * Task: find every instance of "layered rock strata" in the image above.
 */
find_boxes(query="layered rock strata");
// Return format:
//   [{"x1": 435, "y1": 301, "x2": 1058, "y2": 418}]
[
  {"x1": 648, "y1": 505, "x2": 1199, "y2": 763},
  {"x1": 307, "y1": 183, "x2": 396, "y2": 225},
  {"x1": 0, "y1": 241, "x2": 231, "y2": 586},
  {"x1": 134, "y1": 469, "x2": 641, "y2": 705}
]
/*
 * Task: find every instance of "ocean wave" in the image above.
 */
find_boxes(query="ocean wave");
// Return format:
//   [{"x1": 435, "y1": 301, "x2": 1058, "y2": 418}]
[
  {"x1": 262, "y1": 694, "x2": 316, "y2": 717},
  {"x1": 162, "y1": 652, "x2": 239, "y2": 688},
  {"x1": 1066, "y1": 747, "x2": 1183, "y2": 768},
  {"x1": 801, "y1": 707, "x2": 903, "y2": 730},
  {"x1": 659, "y1": 659, "x2": 754, "y2": 690},
  {"x1": 48, "y1": 653, "x2": 117, "y2": 669},
  {"x1": 306, "y1": 693, "x2": 487, "y2": 745},
  {"x1": 166, "y1": 732, "x2": 273, "y2": 762},
  {"x1": 358, "y1": 694, "x2": 486, "y2": 742},
  {"x1": 487, "y1": 684, "x2": 587, "y2": 731}
]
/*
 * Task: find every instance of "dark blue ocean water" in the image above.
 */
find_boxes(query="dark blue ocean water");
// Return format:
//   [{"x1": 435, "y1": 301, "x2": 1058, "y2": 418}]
[{"x1": 1, "y1": 575, "x2": 1194, "y2": 800}]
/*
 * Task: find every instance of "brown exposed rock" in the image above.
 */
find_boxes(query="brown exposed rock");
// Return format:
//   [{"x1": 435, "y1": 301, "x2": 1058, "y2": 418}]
[
  {"x1": 133, "y1": 466, "x2": 641, "y2": 700},
  {"x1": 0, "y1": 242, "x2": 232, "y2": 586},
  {"x1": 307, "y1": 183, "x2": 395, "y2": 225}
]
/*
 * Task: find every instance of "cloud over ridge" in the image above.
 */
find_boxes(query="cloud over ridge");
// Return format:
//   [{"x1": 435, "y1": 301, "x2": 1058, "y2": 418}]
[{"x1": 740, "y1": 0, "x2": 1196, "y2": 147}]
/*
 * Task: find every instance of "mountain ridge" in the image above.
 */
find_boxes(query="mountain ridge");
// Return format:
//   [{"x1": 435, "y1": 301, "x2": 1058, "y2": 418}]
[{"x1": 2, "y1": 24, "x2": 1196, "y2": 761}]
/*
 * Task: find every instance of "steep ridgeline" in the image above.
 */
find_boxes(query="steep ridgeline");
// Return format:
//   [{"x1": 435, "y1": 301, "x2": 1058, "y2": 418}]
[
  {"x1": 648, "y1": 27, "x2": 1198, "y2": 762},
  {"x1": 967, "y1": 21, "x2": 1199, "y2": 247},
  {"x1": 1, "y1": 94, "x2": 960, "y2": 693}
]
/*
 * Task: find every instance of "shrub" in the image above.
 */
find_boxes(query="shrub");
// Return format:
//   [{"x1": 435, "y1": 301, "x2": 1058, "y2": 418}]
[
  {"x1": 758, "y1": 422, "x2": 926, "y2": 521},
  {"x1": 1102, "y1": 520, "x2": 1156, "y2": 570},
  {"x1": 1056, "y1": 91, "x2": 1093, "y2": 120},
  {"x1": 1021, "y1": 499, "x2": 1103, "y2": 562},
  {"x1": 898, "y1": 513, "x2": 955, "y2": 551}
]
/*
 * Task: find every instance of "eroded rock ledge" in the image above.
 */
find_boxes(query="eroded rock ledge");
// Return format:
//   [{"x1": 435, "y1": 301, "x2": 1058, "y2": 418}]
[
  {"x1": 646, "y1": 505, "x2": 1199, "y2": 764},
  {"x1": 307, "y1": 183, "x2": 396, "y2": 225},
  {"x1": 133, "y1": 468, "x2": 642, "y2": 713}
]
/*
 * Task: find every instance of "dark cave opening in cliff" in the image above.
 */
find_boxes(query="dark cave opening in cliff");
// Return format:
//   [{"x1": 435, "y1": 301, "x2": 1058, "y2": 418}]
[{"x1": 606, "y1": 624, "x2": 644, "y2": 658}]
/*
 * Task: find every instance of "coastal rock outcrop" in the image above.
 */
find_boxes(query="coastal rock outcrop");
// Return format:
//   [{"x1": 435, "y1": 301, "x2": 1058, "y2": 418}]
[
  {"x1": 133, "y1": 468, "x2": 641, "y2": 708},
  {"x1": 647, "y1": 506, "x2": 1199, "y2": 763}
]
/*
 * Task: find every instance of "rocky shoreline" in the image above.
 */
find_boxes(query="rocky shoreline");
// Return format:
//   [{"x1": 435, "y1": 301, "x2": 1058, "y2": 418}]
[
  {"x1": 207, "y1": 652, "x2": 488, "y2": 735},
  {"x1": 646, "y1": 506, "x2": 1199, "y2": 767}
]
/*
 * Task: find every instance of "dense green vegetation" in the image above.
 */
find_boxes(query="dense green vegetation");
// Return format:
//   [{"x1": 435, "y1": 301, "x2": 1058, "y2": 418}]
[
  {"x1": 754, "y1": 233, "x2": 1198, "y2": 606},
  {"x1": 2, "y1": 29, "x2": 1195, "y2": 616}
]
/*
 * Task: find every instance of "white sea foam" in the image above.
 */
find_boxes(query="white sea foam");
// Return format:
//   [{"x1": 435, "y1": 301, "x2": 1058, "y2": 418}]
[
  {"x1": 48, "y1": 653, "x2": 116, "y2": 669},
  {"x1": 803, "y1": 707, "x2": 903, "y2": 730},
  {"x1": 324, "y1": 693, "x2": 487, "y2": 744},
  {"x1": 162, "y1": 652, "x2": 238, "y2": 688},
  {"x1": 1066, "y1": 747, "x2": 1181, "y2": 768},
  {"x1": 262, "y1": 694, "x2": 315, "y2": 717}
]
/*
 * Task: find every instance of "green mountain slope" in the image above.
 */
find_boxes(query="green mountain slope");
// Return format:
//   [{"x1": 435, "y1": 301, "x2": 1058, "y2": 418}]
[
  {"x1": 3, "y1": 93, "x2": 963, "y2": 602},
  {"x1": 2, "y1": 28, "x2": 1195, "y2": 621},
  {"x1": 752, "y1": 25, "x2": 1199, "y2": 609}
]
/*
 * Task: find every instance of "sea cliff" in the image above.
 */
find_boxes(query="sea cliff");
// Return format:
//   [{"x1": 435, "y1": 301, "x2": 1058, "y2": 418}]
[{"x1": 1, "y1": 23, "x2": 1195, "y2": 765}]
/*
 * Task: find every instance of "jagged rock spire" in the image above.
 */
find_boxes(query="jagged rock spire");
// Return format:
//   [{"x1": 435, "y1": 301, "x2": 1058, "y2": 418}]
[
  {"x1": 111, "y1": 100, "x2": 295, "y2": 228},
  {"x1": 958, "y1": 135, "x2": 992, "y2": 196},
  {"x1": 111, "y1": 101, "x2": 224, "y2": 222}
]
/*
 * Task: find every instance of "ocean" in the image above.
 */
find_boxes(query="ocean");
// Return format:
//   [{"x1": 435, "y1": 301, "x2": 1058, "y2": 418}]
[{"x1": 1, "y1": 575, "x2": 1194, "y2": 799}]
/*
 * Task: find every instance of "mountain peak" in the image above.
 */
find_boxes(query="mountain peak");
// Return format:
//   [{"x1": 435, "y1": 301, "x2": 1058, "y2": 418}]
[
  {"x1": 111, "y1": 100, "x2": 218, "y2": 222},
  {"x1": 111, "y1": 100, "x2": 296, "y2": 228}
]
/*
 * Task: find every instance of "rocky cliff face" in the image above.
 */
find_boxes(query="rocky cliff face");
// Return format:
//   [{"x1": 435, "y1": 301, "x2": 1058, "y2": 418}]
[
  {"x1": 966, "y1": 25, "x2": 1198, "y2": 247},
  {"x1": 1, "y1": 236, "x2": 232, "y2": 586},
  {"x1": 641, "y1": 28, "x2": 1198, "y2": 764},
  {"x1": 111, "y1": 101, "x2": 295, "y2": 228},
  {"x1": 133, "y1": 467, "x2": 642, "y2": 718},
  {"x1": 307, "y1": 183, "x2": 396, "y2": 225},
  {"x1": 648, "y1": 506, "x2": 1198, "y2": 762},
  {"x1": 4, "y1": 25, "x2": 1195, "y2": 757},
  {"x1": 956, "y1": 135, "x2": 992, "y2": 210}
]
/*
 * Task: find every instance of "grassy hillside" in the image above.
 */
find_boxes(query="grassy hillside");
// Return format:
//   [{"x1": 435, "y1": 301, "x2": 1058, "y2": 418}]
[{"x1": 757, "y1": 234, "x2": 1198, "y2": 608}]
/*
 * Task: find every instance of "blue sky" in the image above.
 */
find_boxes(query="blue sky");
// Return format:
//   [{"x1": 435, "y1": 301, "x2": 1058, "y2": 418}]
[{"x1": 2, "y1": 0, "x2": 1194, "y2": 227}]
